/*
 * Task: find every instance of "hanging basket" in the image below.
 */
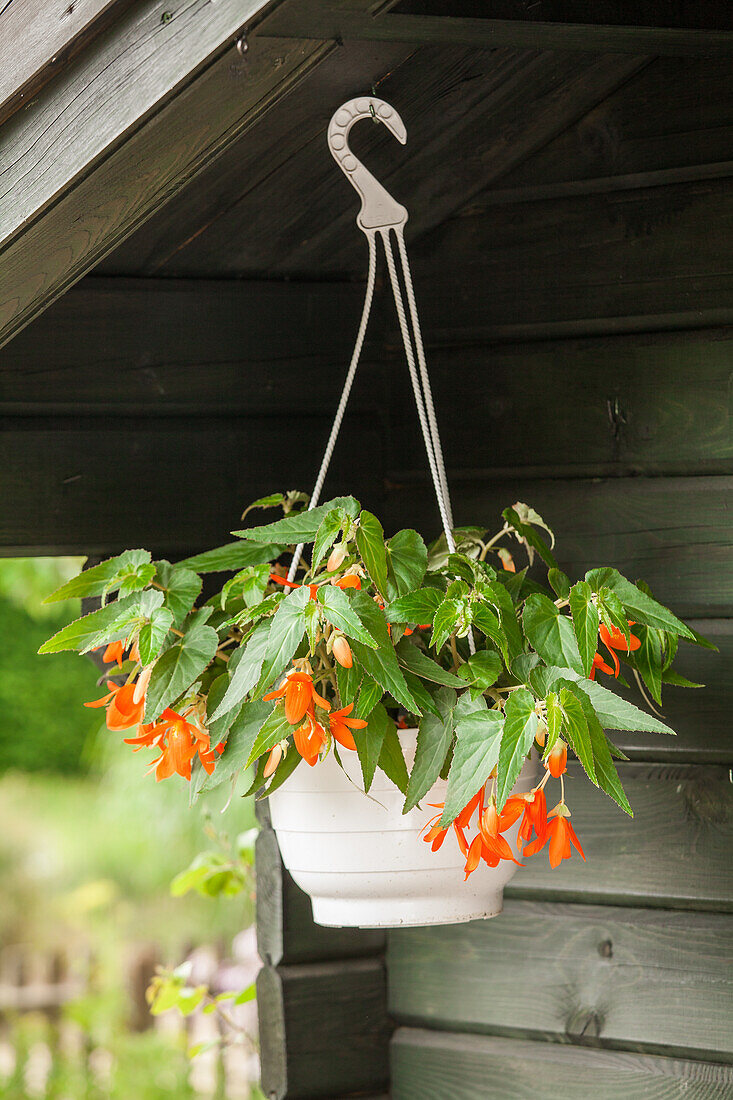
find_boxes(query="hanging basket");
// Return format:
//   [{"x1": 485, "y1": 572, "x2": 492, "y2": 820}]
[{"x1": 269, "y1": 731, "x2": 539, "y2": 928}]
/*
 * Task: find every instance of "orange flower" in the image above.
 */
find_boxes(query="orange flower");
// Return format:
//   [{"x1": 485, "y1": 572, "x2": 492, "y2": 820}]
[
  {"x1": 263, "y1": 670, "x2": 331, "y2": 726},
  {"x1": 422, "y1": 791, "x2": 482, "y2": 862},
  {"x1": 332, "y1": 635, "x2": 353, "y2": 669},
  {"x1": 85, "y1": 681, "x2": 145, "y2": 731},
  {"x1": 545, "y1": 740, "x2": 567, "y2": 779},
  {"x1": 269, "y1": 573, "x2": 319, "y2": 600},
  {"x1": 100, "y1": 642, "x2": 124, "y2": 664},
  {"x1": 293, "y1": 709, "x2": 326, "y2": 766},
  {"x1": 592, "y1": 620, "x2": 641, "y2": 678},
  {"x1": 329, "y1": 703, "x2": 367, "y2": 751},
  {"x1": 198, "y1": 739, "x2": 225, "y2": 776},
  {"x1": 333, "y1": 574, "x2": 361, "y2": 591},
  {"x1": 527, "y1": 804, "x2": 585, "y2": 868},
  {"x1": 146, "y1": 709, "x2": 210, "y2": 782},
  {"x1": 589, "y1": 652, "x2": 615, "y2": 680},
  {"x1": 476, "y1": 802, "x2": 522, "y2": 868}
]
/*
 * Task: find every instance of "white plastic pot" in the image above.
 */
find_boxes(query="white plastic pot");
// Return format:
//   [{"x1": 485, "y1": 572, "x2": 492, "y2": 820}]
[{"x1": 268, "y1": 730, "x2": 539, "y2": 928}]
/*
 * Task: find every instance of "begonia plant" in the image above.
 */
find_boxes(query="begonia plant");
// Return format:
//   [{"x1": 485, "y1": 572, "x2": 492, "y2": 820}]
[{"x1": 40, "y1": 493, "x2": 707, "y2": 878}]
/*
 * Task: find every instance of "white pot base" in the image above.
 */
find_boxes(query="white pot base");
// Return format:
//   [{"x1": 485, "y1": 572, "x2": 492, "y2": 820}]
[{"x1": 310, "y1": 892, "x2": 504, "y2": 929}]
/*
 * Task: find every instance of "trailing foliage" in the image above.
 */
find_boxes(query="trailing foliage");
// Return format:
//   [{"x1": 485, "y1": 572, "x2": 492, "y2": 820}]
[{"x1": 41, "y1": 493, "x2": 709, "y2": 878}]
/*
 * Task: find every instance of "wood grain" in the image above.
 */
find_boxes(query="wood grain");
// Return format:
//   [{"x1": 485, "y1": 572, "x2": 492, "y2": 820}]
[
  {"x1": 257, "y1": 957, "x2": 391, "y2": 1098},
  {"x1": 388, "y1": 901, "x2": 733, "y2": 1060},
  {"x1": 502, "y1": 762, "x2": 733, "y2": 911},
  {"x1": 382, "y1": 475, "x2": 733, "y2": 619},
  {"x1": 390, "y1": 1028, "x2": 733, "y2": 1099}
]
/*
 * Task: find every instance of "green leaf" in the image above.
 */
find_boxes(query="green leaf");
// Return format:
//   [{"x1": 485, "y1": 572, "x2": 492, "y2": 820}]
[
  {"x1": 630, "y1": 625, "x2": 663, "y2": 705},
  {"x1": 441, "y1": 710, "x2": 504, "y2": 827},
  {"x1": 356, "y1": 510, "x2": 389, "y2": 595},
  {"x1": 472, "y1": 603, "x2": 506, "y2": 659},
  {"x1": 386, "y1": 530, "x2": 427, "y2": 595},
  {"x1": 502, "y1": 506, "x2": 557, "y2": 569},
  {"x1": 255, "y1": 585, "x2": 311, "y2": 693},
  {"x1": 496, "y1": 688, "x2": 537, "y2": 810},
  {"x1": 39, "y1": 593, "x2": 143, "y2": 654},
  {"x1": 511, "y1": 652, "x2": 541, "y2": 682},
  {"x1": 138, "y1": 607, "x2": 174, "y2": 665},
  {"x1": 84, "y1": 590, "x2": 165, "y2": 654},
  {"x1": 316, "y1": 585, "x2": 377, "y2": 648},
  {"x1": 395, "y1": 638, "x2": 465, "y2": 687},
  {"x1": 154, "y1": 561, "x2": 202, "y2": 623},
  {"x1": 312, "y1": 509, "x2": 344, "y2": 570},
  {"x1": 404, "y1": 688, "x2": 456, "y2": 812},
  {"x1": 44, "y1": 550, "x2": 152, "y2": 603},
  {"x1": 377, "y1": 719, "x2": 409, "y2": 793},
  {"x1": 430, "y1": 599, "x2": 461, "y2": 653},
  {"x1": 221, "y1": 564, "x2": 270, "y2": 611},
  {"x1": 685, "y1": 626, "x2": 719, "y2": 651},
  {"x1": 531, "y1": 665, "x2": 675, "y2": 735},
  {"x1": 457, "y1": 651, "x2": 502, "y2": 691},
  {"x1": 348, "y1": 592, "x2": 421, "y2": 715},
  {"x1": 402, "y1": 670, "x2": 441, "y2": 717},
  {"x1": 355, "y1": 674, "x2": 383, "y2": 720},
  {"x1": 597, "y1": 587, "x2": 630, "y2": 643},
  {"x1": 545, "y1": 690, "x2": 562, "y2": 751},
  {"x1": 453, "y1": 690, "x2": 488, "y2": 723},
  {"x1": 523, "y1": 594, "x2": 583, "y2": 674},
  {"x1": 246, "y1": 706, "x2": 293, "y2": 769},
  {"x1": 178, "y1": 542, "x2": 283, "y2": 574},
  {"x1": 662, "y1": 670, "x2": 704, "y2": 688},
  {"x1": 336, "y1": 660, "x2": 361, "y2": 707},
  {"x1": 303, "y1": 599, "x2": 320, "y2": 654},
  {"x1": 384, "y1": 588, "x2": 444, "y2": 625},
  {"x1": 355, "y1": 702, "x2": 391, "y2": 792},
  {"x1": 477, "y1": 580, "x2": 524, "y2": 661},
  {"x1": 233, "y1": 984, "x2": 257, "y2": 1006},
  {"x1": 211, "y1": 621, "x2": 270, "y2": 720},
  {"x1": 555, "y1": 680, "x2": 596, "y2": 785},
  {"x1": 233, "y1": 497, "x2": 360, "y2": 543},
  {"x1": 569, "y1": 581, "x2": 600, "y2": 678},
  {"x1": 203, "y1": 674, "x2": 238, "y2": 747},
  {"x1": 577, "y1": 692, "x2": 632, "y2": 815},
  {"x1": 144, "y1": 619, "x2": 219, "y2": 721},
  {"x1": 587, "y1": 568, "x2": 693, "y2": 639},
  {"x1": 548, "y1": 568, "x2": 571, "y2": 600}
]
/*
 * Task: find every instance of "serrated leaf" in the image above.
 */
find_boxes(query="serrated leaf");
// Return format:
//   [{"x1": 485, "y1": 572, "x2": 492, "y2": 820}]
[
  {"x1": 572, "y1": 688, "x2": 632, "y2": 814},
  {"x1": 377, "y1": 719, "x2": 409, "y2": 793},
  {"x1": 304, "y1": 599, "x2": 320, "y2": 653},
  {"x1": 155, "y1": 560, "x2": 202, "y2": 623},
  {"x1": 355, "y1": 674, "x2": 383, "y2": 720},
  {"x1": 355, "y1": 702, "x2": 391, "y2": 792},
  {"x1": 403, "y1": 670, "x2": 441, "y2": 717},
  {"x1": 477, "y1": 580, "x2": 524, "y2": 661},
  {"x1": 246, "y1": 706, "x2": 293, "y2": 769},
  {"x1": 317, "y1": 585, "x2": 377, "y2": 648},
  {"x1": 630, "y1": 625, "x2": 663, "y2": 705},
  {"x1": 233, "y1": 497, "x2": 360, "y2": 543},
  {"x1": 441, "y1": 710, "x2": 504, "y2": 826},
  {"x1": 523, "y1": 594, "x2": 583, "y2": 674},
  {"x1": 336, "y1": 660, "x2": 361, "y2": 707},
  {"x1": 39, "y1": 593, "x2": 143, "y2": 654},
  {"x1": 44, "y1": 550, "x2": 152, "y2": 603},
  {"x1": 203, "y1": 674, "x2": 238, "y2": 746},
  {"x1": 210, "y1": 621, "x2": 270, "y2": 720},
  {"x1": 384, "y1": 588, "x2": 444, "y2": 625},
  {"x1": 404, "y1": 688, "x2": 456, "y2": 812},
  {"x1": 531, "y1": 665, "x2": 675, "y2": 735},
  {"x1": 386, "y1": 529, "x2": 427, "y2": 596},
  {"x1": 312, "y1": 508, "x2": 344, "y2": 570},
  {"x1": 472, "y1": 603, "x2": 506, "y2": 660},
  {"x1": 178, "y1": 541, "x2": 283, "y2": 574},
  {"x1": 83, "y1": 590, "x2": 164, "y2": 654},
  {"x1": 457, "y1": 651, "x2": 502, "y2": 691},
  {"x1": 431, "y1": 598, "x2": 461, "y2": 653},
  {"x1": 587, "y1": 568, "x2": 693, "y2": 639},
  {"x1": 355, "y1": 510, "x2": 389, "y2": 595},
  {"x1": 395, "y1": 638, "x2": 465, "y2": 687},
  {"x1": 597, "y1": 587, "x2": 630, "y2": 644},
  {"x1": 348, "y1": 592, "x2": 421, "y2": 715},
  {"x1": 545, "y1": 690, "x2": 562, "y2": 752},
  {"x1": 144, "y1": 620, "x2": 219, "y2": 721},
  {"x1": 569, "y1": 581, "x2": 600, "y2": 678},
  {"x1": 255, "y1": 585, "x2": 310, "y2": 693},
  {"x1": 138, "y1": 607, "x2": 174, "y2": 665},
  {"x1": 548, "y1": 568, "x2": 571, "y2": 600},
  {"x1": 662, "y1": 670, "x2": 704, "y2": 688},
  {"x1": 496, "y1": 688, "x2": 537, "y2": 809},
  {"x1": 555, "y1": 680, "x2": 596, "y2": 785}
]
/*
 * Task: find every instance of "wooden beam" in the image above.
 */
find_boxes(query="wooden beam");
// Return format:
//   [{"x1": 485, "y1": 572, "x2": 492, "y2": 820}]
[
  {"x1": 389, "y1": 901, "x2": 733, "y2": 1061},
  {"x1": 261, "y1": 9, "x2": 733, "y2": 57},
  {"x1": 0, "y1": 0, "x2": 136, "y2": 127},
  {"x1": 391, "y1": 1029, "x2": 733, "y2": 1099},
  {"x1": 0, "y1": 2, "x2": 336, "y2": 348}
]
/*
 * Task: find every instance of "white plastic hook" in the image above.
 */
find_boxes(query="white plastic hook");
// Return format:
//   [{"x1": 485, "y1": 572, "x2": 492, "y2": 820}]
[{"x1": 328, "y1": 97, "x2": 408, "y2": 233}]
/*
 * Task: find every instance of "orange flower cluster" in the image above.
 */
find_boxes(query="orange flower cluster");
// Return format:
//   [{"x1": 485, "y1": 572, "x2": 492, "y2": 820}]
[
  {"x1": 263, "y1": 668, "x2": 367, "y2": 772},
  {"x1": 422, "y1": 737, "x2": 584, "y2": 876},
  {"x1": 86, "y1": 644, "x2": 222, "y2": 783},
  {"x1": 590, "y1": 621, "x2": 641, "y2": 680}
]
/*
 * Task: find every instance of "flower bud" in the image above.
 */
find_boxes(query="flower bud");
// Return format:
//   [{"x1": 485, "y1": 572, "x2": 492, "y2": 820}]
[
  {"x1": 332, "y1": 635, "x2": 353, "y2": 669},
  {"x1": 264, "y1": 743, "x2": 283, "y2": 778},
  {"x1": 327, "y1": 543, "x2": 347, "y2": 572},
  {"x1": 546, "y1": 739, "x2": 568, "y2": 778},
  {"x1": 535, "y1": 721, "x2": 547, "y2": 748}
]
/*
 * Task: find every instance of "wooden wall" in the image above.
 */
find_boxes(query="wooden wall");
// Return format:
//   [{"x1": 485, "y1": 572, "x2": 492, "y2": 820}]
[{"x1": 382, "y1": 53, "x2": 733, "y2": 1099}]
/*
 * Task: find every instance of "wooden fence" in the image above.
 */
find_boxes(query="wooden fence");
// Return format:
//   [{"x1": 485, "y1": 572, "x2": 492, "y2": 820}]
[{"x1": 0, "y1": 935, "x2": 260, "y2": 1098}]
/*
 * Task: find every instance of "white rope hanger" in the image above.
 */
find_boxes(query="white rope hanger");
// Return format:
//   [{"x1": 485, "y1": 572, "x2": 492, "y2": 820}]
[{"x1": 289, "y1": 97, "x2": 474, "y2": 654}]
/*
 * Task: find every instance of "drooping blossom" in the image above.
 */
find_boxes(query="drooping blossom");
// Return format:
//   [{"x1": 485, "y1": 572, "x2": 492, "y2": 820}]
[
  {"x1": 263, "y1": 670, "x2": 330, "y2": 726},
  {"x1": 102, "y1": 641, "x2": 125, "y2": 667},
  {"x1": 333, "y1": 574, "x2": 361, "y2": 591},
  {"x1": 525, "y1": 803, "x2": 585, "y2": 868},
  {"x1": 269, "y1": 573, "x2": 319, "y2": 600},
  {"x1": 264, "y1": 742, "x2": 284, "y2": 778},
  {"x1": 143, "y1": 708, "x2": 211, "y2": 782},
  {"x1": 545, "y1": 740, "x2": 567, "y2": 778},
  {"x1": 329, "y1": 703, "x2": 367, "y2": 751},
  {"x1": 503, "y1": 787, "x2": 548, "y2": 850},
  {"x1": 85, "y1": 681, "x2": 145, "y2": 731},
  {"x1": 591, "y1": 620, "x2": 641, "y2": 678},
  {"x1": 327, "y1": 544, "x2": 347, "y2": 572},
  {"x1": 293, "y1": 709, "x2": 327, "y2": 766}
]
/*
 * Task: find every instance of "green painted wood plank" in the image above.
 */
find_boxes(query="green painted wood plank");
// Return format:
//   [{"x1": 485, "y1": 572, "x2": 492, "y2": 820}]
[
  {"x1": 0, "y1": 277, "x2": 382, "y2": 414},
  {"x1": 0, "y1": 416, "x2": 385, "y2": 556},
  {"x1": 382, "y1": 475, "x2": 733, "y2": 619},
  {"x1": 389, "y1": 330, "x2": 733, "y2": 478},
  {"x1": 411, "y1": 177, "x2": 733, "y2": 341},
  {"x1": 503, "y1": 763, "x2": 733, "y2": 911},
  {"x1": 390, "y1": 1029, "x2": 733, "y2": 1100},
  {"x1": 257, "y1": 958, "x2": 391, "y2": 1099},
  {"x1": 388, "y1": 901, "x2": 733, "y2": 1060},
  {"x1": 0, "y1": 8, "x2": 335, "y2": 347},
  {"x1": 256, "y1": 814, "x2": 385, "y2": 968}
]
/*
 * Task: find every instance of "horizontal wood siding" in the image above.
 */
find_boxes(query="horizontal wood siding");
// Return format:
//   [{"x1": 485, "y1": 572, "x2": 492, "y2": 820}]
[{"x1": 391, "y1": 1029, "x2": 733, "y2": 1099}]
